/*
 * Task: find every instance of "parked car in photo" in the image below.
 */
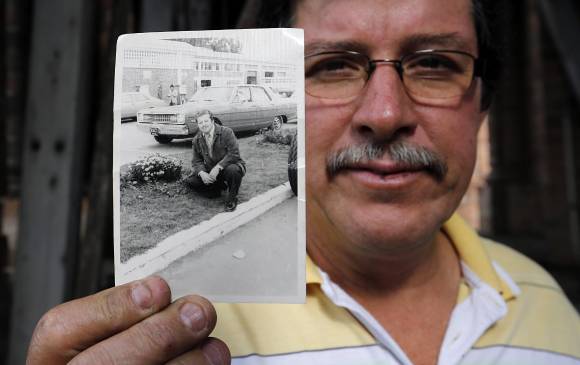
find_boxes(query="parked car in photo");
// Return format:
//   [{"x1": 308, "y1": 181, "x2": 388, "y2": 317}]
[
  {"x1": 120, "y1": 92, "x2": 166, "y2": 122},
  {"x1": 137, "y1": 84, "x2": 297, "y2": 144}
]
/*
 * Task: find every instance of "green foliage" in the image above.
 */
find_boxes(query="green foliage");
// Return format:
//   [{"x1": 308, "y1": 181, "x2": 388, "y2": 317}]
[
  {"x1": 256, "y1": 128, "x2": 295, "y2": 146},
  {"x1": 122, "y1": 154, "x2": 182, "y2": 185}
]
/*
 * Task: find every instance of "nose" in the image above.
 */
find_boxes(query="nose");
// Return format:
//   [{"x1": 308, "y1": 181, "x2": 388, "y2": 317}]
[{"x1": 350, "y1": 64, "x2": 417, "y2": 142}]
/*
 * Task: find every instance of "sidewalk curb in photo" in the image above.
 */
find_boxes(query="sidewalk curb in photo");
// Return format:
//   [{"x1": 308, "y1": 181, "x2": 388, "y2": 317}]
[{"x1": 118, "y1": 182, "x2": 294, "y2": 283}]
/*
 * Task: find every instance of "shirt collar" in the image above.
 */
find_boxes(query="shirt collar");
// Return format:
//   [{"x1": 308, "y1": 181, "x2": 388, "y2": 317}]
[
  {"x1": 203, "y1": 123, "x2": 216, "y2": 141},
  {"x1": 306, "y1": 213, "x2": 515, "y2": 301},
  {"x1": 442, "y1": 214, "x2": 515, "y2": 301},
  {"x1": 306, "y1": 255, "x2": 323, "y2": 285}
]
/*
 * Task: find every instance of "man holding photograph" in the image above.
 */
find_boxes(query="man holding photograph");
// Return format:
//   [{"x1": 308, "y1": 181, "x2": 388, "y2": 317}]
[
  {"x1": 24, "y1": 0, "x2": 580, "y2": 364},
  {"x1": 185, "y1": 110, "x2": 246, "y2": 212}
]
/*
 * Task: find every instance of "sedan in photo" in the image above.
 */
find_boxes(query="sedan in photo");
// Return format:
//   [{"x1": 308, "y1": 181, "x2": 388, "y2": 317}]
[
  {"x1": 120, "y1": 92, "x2": 166, "y2": 122},
  {"x1": 137, "y1": 84, "x2": 297, "y2": 144}
]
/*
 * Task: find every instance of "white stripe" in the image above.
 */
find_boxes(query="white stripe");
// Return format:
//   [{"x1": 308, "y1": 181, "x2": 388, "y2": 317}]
[
  {"x1": 460, "y1": 346, "x2": 580, "y2": 365},
  {"x1": 318, "y1": 269, "x2": 413, "y2": 365},
  {"x1": 231, "y1": 343, "x2": 580, "y2": 365},
  {"x1": 232, "y1": 345, "x2": 399, "y2": 365},
  {"x1": 438, "y1": 262, "x2": 508, "y2": 365}
]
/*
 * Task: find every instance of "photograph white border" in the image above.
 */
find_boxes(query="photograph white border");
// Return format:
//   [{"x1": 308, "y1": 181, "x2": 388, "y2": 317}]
[{"x1": 113, "y1": 28, "x2": 305, "y2": 303}]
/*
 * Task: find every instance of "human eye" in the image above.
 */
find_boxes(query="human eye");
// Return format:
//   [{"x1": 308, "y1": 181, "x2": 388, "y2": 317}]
[
  {"x1": 305, "y1": 53, "x2": 365, "y2": 81},
  {"x1": 404, "y1": 52, "x2": 466, "y2": 78}
]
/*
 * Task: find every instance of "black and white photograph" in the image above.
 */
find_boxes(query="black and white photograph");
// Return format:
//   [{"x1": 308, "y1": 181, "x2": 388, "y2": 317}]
[{"x1": 113, "y1": 29, "x2": 305, "y2": 303}]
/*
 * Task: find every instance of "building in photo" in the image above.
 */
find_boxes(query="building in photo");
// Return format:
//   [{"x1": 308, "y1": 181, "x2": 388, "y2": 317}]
[{"x1": 122, "y1": 38, "x2": 298, "y2": 104}]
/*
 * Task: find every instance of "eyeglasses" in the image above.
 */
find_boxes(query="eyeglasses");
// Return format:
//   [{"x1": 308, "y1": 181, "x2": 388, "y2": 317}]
[{"x1": 305, "y1": 49, "x2": 482, "y2": 105}]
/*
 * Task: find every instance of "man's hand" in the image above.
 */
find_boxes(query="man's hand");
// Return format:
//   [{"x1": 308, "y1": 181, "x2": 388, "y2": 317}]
[
  {"x1": 208, "y1": 165, "x2": 222, "y2": 181},
  {"x1": 27, "y1": 276, "x2": 230, "y2": 364},
  {"x1": 199, "y1": 171, "x2": 215, "y2": 185}
]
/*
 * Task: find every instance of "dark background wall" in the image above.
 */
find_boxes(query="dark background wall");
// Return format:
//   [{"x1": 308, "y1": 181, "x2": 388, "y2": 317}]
[
  {"x1": 1, "y1": 1, "x2": 579, "y2": 364},
  {"x1": 484, "y1": 0, "x2": 580, "y2": 305}
]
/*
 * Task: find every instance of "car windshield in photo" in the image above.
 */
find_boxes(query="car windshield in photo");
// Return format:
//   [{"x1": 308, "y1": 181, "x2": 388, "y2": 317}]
[{"x1": 190, "y1": 87, "x2": 233, "y2": 102}]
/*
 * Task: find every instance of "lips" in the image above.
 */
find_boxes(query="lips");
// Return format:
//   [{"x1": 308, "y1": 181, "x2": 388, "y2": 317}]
[
  {"x1": 341, "y1": 160, "x2": 425, "y2": 176},
  {"x1": 334, "y1": 160, "x2": 429, "y2": 190}
]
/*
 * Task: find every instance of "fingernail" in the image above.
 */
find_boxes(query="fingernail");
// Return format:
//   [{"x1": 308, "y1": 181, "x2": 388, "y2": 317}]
[
  {"x1": 180, "y1": 302, "x2": 207, "y2": 332},
  {"x1": 202, "y1": 340, "x2": 229, "y2": 365},
  {"x1": 131, "y1": 280, "x2": 152, "y2": 309}
]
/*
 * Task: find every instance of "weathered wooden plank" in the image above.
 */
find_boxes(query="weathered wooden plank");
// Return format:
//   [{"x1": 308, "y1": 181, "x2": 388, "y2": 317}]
[
  {"x1": 178, "y1": 0, "x2": 212, "y2": 30},
  {"x1": 74, "y1": 0, "x2": 137, "y2": 298},
  {"x1": 3, "y1": 0, "x2": 32, "y2": 196},
  {"x1": 8, "y1": 0, "x2": 94, "y2": 363},
  {"x1": 537, "y1": 0, "x2": 580, "y2": 105},
  {"x1": 237, "y1": 0, "x2": 260, "y2": 28},
  {"x1": 141, "y1": 0, "x2": 173, "y2": 32},
  {"x1": 1, "y1": 0, "x2": 5, "y2": 197}
]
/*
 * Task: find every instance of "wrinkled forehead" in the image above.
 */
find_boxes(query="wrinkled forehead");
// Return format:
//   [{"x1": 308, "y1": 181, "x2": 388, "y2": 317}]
[{"x1": 295, "y1": 0, "x2": 477, "y2": 56}]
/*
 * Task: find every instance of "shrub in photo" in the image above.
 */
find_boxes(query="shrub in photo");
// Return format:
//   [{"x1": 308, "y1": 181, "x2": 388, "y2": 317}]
[
  {"x1": 123, "y1": 154, "x2": 182, "y2": 185},
  {"x1": 256, "y1": 128, "x2": 295, "y2": 146}
]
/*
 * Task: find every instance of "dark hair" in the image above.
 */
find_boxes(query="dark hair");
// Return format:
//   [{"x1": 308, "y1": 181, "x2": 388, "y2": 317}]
[
  {"x1": 471, "y1": 0, "x2": 501, "y2": 110},
  {"x1": 254, "y1": 0, "x2": 501, "y2": 111},
  {"x1": 194, "y1": 109, "x2": 214, "y2": 122}
]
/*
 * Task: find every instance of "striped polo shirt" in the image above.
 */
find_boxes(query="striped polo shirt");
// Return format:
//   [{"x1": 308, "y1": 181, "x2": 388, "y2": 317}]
[{"x1": 213, "y1": 214, "x2": 580, "y2": 364}]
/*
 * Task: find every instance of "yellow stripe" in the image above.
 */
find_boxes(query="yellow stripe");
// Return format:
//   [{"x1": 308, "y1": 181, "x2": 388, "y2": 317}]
[
  {"x1": 214, "y1": 213, "x2": 580, "y2": 358},
  {"x1": 214, "y1": 286, "x2": 376, "y2": 357},
  {"x1": 474, "y1": 284, "x2": 580, "y2": 357},
  {"x1": 443, "y1": 214, "x2": 515, "y2": 300},
  {"x1": 306, "y1": 255, "x2": 322, "y2": 284}
]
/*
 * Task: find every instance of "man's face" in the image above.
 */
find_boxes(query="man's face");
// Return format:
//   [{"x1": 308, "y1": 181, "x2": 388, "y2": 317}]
[
  {"x1": 197, "y1": 114, "x2": 214, "y2": 134},
  {"x1": 296, "y1": 0, "x2": 487, "y2": 255}
]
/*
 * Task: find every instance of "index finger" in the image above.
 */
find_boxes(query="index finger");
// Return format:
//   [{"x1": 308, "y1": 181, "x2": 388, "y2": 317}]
[{"x1": 27, "y1": 275, "x2": 171, "y2": 364}]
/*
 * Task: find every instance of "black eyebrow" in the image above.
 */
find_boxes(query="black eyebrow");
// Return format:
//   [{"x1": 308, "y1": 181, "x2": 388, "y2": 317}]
[
  {"x1": 400, "y1": 33, "x2": 475, "y2": 54},
  {"x1": 305, "y1": 40, "x2": 370, "y2": 57},
  {"x1": 305, "y1": 33, "x2": 475, "y2": 58}
]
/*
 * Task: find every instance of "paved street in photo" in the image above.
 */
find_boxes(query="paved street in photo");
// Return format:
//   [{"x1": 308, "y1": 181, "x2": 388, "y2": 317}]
[
  {"x1": 157, "y1": 197, "x2": 299, "y2": 300},
  {"x1": 118, "y1": 122, "x2": 192, "y2": 166}
]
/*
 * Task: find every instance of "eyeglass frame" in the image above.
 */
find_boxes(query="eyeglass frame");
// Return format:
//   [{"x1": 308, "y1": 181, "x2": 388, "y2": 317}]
[{"x1": 304, "y1": 49, "x2": 485, "y2": 100}]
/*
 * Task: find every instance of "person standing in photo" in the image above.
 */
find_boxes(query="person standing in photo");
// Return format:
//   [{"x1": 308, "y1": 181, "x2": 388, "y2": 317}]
[
  {"x1": 168, "y1": 84, "x2": 178, "y2": 105},
  {"x1": 157, "y1": 83, "x2": 163, "y2": 100}
]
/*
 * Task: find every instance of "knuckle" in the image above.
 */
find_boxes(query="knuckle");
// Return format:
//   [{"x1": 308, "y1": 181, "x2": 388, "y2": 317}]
[
  {"x1": 134, "y1": 319, "x2": 179, "y2": 358},
  {"x1": 96, "y1": 290, "x2": 128, "y2": 330},
  {"x1": 33, "y1": 307, "x2": 71, "y2": 344},
  {"x1": 28, "y1": 306, "x2": 80, "y2": 361}
]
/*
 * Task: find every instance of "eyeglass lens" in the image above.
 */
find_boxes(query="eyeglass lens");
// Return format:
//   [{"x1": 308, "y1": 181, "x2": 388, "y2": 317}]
[{"x1": 305, "y1": 51, "x2": 476, "y2": 105}]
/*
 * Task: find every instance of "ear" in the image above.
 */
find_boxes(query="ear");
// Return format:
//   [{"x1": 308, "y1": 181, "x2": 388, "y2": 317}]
[{"x1": 475, "y1": 79, "x2": 489, "y2": 131}]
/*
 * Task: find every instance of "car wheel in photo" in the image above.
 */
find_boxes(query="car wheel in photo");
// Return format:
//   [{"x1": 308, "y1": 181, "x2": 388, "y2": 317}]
[
  {"x1": 154, "y1": 136, "x2": 173, "y2": 144},
  {"x1": 272, "y1": 115, "x2": 283, "y2": 130}
]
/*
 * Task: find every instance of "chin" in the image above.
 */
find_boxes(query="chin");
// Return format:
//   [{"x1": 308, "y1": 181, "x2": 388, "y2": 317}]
[
  {"x1": 346, "y1": 200, "x2": 450, "y2": 254},
  {"x1": 309, "y1": 178, "x2": 462, "y2": 256}
]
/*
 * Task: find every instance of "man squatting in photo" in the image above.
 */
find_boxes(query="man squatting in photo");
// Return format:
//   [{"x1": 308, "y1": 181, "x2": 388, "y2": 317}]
[
  {"x1": 185, "y1": 110, "x2": 246, "y2": 212},
  {"x1": 25, "y1": 0, "x2": 580, "y2": 364}
]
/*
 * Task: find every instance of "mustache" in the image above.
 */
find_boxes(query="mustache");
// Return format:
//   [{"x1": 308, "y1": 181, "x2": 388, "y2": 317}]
[{"x1": 326, "y1": 141, "x2": 448, "y2": 180}]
